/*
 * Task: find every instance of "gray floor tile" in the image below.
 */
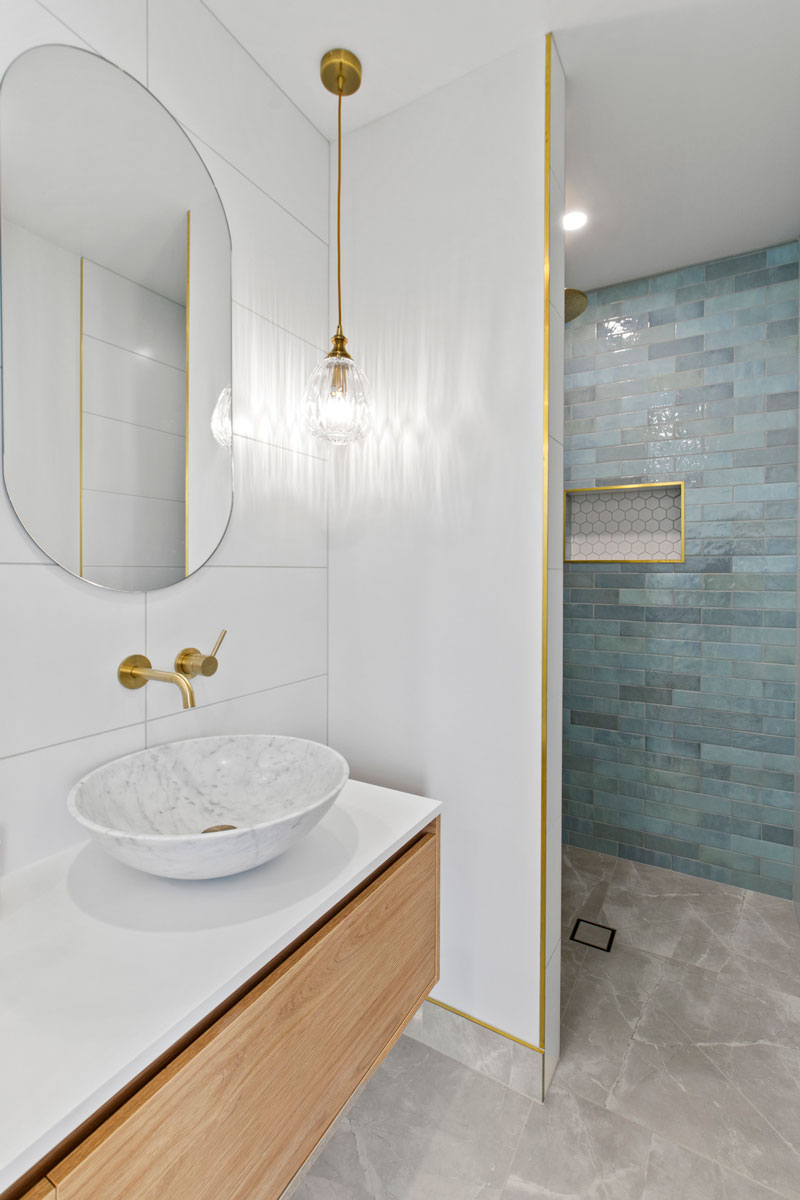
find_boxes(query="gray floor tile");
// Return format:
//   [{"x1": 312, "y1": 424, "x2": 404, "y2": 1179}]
[
  {"x1": 502, "y1": 1085, "x2": 651, "y2": 1199},
  {"x1": 291, "y1": 1035, "x2": 531, "y2": 1200},
  {"x1": 641, "y1": 1135, "x2": 785, "y2": 1200}
]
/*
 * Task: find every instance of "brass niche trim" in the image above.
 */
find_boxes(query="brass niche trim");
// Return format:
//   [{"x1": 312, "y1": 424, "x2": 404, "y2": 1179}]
[
  {"x1": 563, "y1": 480, "x2": 686, "y2": 564},
  {"x1": 425, "y1": 998, "x2": 544, "y2": 1055}
]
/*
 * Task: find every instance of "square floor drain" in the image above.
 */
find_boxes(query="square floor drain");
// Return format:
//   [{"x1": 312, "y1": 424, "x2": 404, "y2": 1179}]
[{"x1": 570, "y1": 918, "x2": 616, "y2": 952}]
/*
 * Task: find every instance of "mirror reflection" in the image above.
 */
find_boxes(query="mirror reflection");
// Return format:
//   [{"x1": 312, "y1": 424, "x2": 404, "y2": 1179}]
[{"x1": 0, "y1": 46, "x2": 232, "y2": 590}]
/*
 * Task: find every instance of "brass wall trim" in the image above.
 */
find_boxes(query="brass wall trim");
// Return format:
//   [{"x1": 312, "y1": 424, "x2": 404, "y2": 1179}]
[
  {"x1": 425, "y1": 997, "x2": 544, "y2": 1055},
  {"x1": 184, "y1": 209, "x2": 190, "y2": 579},
  {"x1": 539, "y1": 29, "x2": 552, "y2": 1054},
  {"x1": 563, "y1": 480, "x2": 686, "y2": 564}
]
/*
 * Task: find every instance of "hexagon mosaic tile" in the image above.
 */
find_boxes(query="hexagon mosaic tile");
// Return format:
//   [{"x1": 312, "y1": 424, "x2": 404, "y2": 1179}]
[{"x1": 565, "y1": 485, "x2": 682, "y2": 562}]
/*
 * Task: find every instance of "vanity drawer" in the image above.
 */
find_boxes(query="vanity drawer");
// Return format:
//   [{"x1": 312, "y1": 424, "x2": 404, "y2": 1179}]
[{"x1": 49, "y1": 826, "x2": 439, "y2": 1200}]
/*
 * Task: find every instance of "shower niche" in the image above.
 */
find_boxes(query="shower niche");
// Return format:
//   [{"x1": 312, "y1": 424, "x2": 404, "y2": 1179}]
[{"x1": 564, "y1": 482, "x2": 684, "y2": 564}]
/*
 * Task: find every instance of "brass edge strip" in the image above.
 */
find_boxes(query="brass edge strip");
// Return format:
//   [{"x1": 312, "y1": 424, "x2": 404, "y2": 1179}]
[
  {"x1": 185, "y1": 210, "x2": 190, "y2": 578},
  {"x1": 425, "y1": 998, "x2": 544, "y2": 1055},
  {"x1": 540, "y1": 30, "x2": 552, "y2": 1053},
  {"x1": 79, "y1": 257, "x2": 84, "y2": 578},
  {"x1": 563, "y1": 480, "x2": 686, "y2": 564}
]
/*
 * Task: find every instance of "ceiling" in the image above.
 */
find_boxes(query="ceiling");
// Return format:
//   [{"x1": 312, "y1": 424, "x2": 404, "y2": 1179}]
[
  {"x1": 203, "y1": 0, "x2": 722, "y2": 138},
  {"x1": 557, "y1": 0, "x2": 800, "y2": 289},
  {"x1": 203, "y1": 0, "x2": 800, "y2": 292}
]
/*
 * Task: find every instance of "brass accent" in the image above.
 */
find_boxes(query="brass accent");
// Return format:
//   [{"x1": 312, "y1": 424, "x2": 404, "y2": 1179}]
[
  {"x1": 79, "y1": 257, "x2": 84, "y2": 578},
  {"x1": 565, "y1": 288, "x2": 588, "y2": 323},
  {"x1": 185, "y1": 210, "x2": 190, "y2": 578},
  {"x1": 320, "y1": 49, "x2": 362, "y2": 97},
  {"x1": 425, "y1": 998, "x2": 544, "y2": 1055},
  {"x1": 202, "y1": 824, "x2": 237, "y2": 834},
  {"x1": 328, "y1": 330, "x2": 352, "y2": 360},
  {"x1": 540, "y1": 31, "x2": 552, "y2": 1053},
  {"x1": 175, "y1": 628, "x2": 227, "y2": 678},
  {"x1": 118, "y1": 655, "x2": 196, "y2": 709},
  {"x1": 117, "y1": 654, "x2": 151, "y2": 690},
  {"x1": 563, "y1": 480, "x2": 686, "y2": 563}
]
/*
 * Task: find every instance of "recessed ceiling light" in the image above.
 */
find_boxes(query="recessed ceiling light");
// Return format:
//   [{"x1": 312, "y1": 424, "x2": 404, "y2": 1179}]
[{"x1": 563, "y1": 211, "x2": 588, "y2": 231}]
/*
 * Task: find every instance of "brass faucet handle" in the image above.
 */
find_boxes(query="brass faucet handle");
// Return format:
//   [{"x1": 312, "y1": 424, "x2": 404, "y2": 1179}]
[{"x1": 175, "y1": 629, "x2": 227, "y2": 679}]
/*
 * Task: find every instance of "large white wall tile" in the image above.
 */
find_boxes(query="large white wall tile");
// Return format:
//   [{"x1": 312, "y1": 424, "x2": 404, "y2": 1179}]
[
  {"x1": 233, "y1": 304, "x2": 327, "y2": 459},
  {"x1": 329, "y1": 48, "x2": 547, "y2": 1047},
  {"x1": 82, "y1": 491, "x2": 184, "y2": 570},
  {"x1": 82, "y1": 337, "x2": 185, "y2": 434},
  {"x1": 83, "y1": 414, "x2": 185, "y2": 502},
  {"x1": 147, "y1": 0, "x2": 328, "y2": 240},
  {"x1": 0, "y1": 1, "x2": 85, "y2": 78},
  {"x1": 144, "y1": 566, "x2": 327, "y2": 719},
  {"x1": 0, "y1": 565, "x2": 145, "y2": 758},
  {"x1": 190, "y1": 141, "x2": 328, "y2": 348},
  {"x1": 83, "y1": 260, "x2": 186, "y2": 370},
  {"x1": 212, "y1": 437, "x2": 327, "y2": 568},
  {"x1": 146, "y1": 675, "x2": 327, "y2": 748},
  {"x1": 34, "y1": 0, "x2": 147, "y2": 81},
  {"x1": 0, "y1": 724, "x2": 144, "y2": 874},
  {"x1": 548, "y1": 438, "x2": 565, "y2": 567}
]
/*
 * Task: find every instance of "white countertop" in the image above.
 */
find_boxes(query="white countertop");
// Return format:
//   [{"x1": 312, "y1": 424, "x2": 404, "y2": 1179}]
[{"x1": 0, "y1": 780, "x2": 440, "y2": 1192}]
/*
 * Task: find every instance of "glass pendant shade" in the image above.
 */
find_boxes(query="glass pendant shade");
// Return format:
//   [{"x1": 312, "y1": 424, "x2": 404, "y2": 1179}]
[
  {"x1": 304, "y1": 351, "x2": 373, "y2": 446},
  {"x1": 210, "y1": 384, "x2": 232, "y2": 447}
]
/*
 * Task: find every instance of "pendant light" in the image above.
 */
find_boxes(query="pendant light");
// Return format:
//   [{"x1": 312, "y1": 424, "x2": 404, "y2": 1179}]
[{"x1": 304, "y1": 49, "x2": 373, "y2": 446}]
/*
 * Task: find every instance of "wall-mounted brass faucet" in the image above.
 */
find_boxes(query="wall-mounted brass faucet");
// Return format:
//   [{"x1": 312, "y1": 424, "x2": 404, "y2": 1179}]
[{"x1": 118, "y1": 630, "x2": 227, "y2": 710}]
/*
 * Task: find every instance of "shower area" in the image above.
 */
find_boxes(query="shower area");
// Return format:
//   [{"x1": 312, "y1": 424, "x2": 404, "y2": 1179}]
[{"x1": 562, "y1": 242, "x2": 799, "y2": 908}]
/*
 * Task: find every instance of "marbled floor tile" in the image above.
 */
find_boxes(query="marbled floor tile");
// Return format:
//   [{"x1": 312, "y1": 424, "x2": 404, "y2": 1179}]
[
  {"x1": 719, "y1": 888, "x2": 800, "y2": 1002},
  {"x1": 415, "y1": 1002, "x2": 543, "y2": 1099},
  {"x1": 597, "y1": 873, "x2": 746, "y2": 973},
  {"x1": 555, "y1": 945, "x2": 667, "y2": 1106},
  {"x1": 559, "y1": 937, "x2": 585, "y2": 1016},
  {"x1": 501, "y1": 1085, "x2": 651, "y2": 1199},
  {"x1": 606, "y1": 963, "x2": 800, "y2": 1200},
  {"x1": 561, "y1": 845, "x2": 615, "y2": 932},
  {"x1": 291, "y1": 1035, "x2": 532, "y2": 1200},
  {"x1": 641, "y1": 1135, "x2": 785, "y2": 1200}
]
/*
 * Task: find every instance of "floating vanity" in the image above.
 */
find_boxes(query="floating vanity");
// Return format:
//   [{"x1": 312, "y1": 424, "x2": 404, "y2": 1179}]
[{"x1": 0, "y1": 781, "x2": 441, "y2": 1200}]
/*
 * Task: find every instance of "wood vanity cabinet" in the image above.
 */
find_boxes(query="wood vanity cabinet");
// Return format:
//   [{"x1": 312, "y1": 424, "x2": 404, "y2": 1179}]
[
  {"x1": 37, "y1": 821, "x2": 439, "y2": 1200},
  {"x1": 19, "y1": 1185, "x2": 55, "y2": 1200}
]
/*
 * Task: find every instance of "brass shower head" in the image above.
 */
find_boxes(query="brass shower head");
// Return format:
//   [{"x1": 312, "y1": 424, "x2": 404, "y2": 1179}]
[{"x1": 565, "y1": 288, "x2": 588, "y2": 323}]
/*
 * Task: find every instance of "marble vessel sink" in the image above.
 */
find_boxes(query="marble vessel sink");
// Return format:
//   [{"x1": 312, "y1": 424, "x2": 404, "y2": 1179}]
[{"x1": 67, "y1": 735, "x2": 349, "y2": 880}]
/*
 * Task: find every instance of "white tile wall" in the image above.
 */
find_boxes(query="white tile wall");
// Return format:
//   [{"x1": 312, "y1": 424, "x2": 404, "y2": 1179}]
[
  {"x1": 82, "y1": 337, "x2": 185, "y2": 435},
  {"x1": 0, "y1": 0, "x2": 330, "y2": 875}
]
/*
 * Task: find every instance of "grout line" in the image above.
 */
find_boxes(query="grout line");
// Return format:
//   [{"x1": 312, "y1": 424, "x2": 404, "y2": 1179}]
[
  {"x1": 145, "y1": 674, "x2": 328, "y2": 723},
  {"x1": 232, "y1": 299, "x2": 327, "y2": 354},
  {"x1": 83, "y1": 332, "x2": 186, "y2": 374},
  {"x1": 83, "y1": 410, "x2": 185, "y2": 439},
  {"x1": 33, "y1": 0, "x2": 95, "y2": 50},
  {"x1": 186, "y1": 129, "x2": 328, "y2": 248},
  {"x1": 233, "y1": 429, "x2": 328, "y2": 462},
  {"x1": 196, "y1": 0, "x2": 329, "y2": 142},
  {"x1": 82, "y1": 487, "x2": 185, "y2": 505},
  {"x1": 0, "y1": 721, "x2": 144, "y2": 765},
  {"x1": 497, "y1": 1097, "x2": 535, "y2": 1197}
]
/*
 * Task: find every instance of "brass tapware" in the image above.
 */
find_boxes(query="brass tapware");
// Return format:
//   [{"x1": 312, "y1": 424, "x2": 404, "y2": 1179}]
[
  {"x1": 175, "y1": 628, "x2": 227, "y2": 678},
  {"x1": 118, "y1": 655, "x2": 196, "y2": 709},
  {"x1": 565, "y1": 288, "x2": 588, "y2": 323},
  {"x1": 201, "y1": 824, "x2": 237, "y2": 834}
]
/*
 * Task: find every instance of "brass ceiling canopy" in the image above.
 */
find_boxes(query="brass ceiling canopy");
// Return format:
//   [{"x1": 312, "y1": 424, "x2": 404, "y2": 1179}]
[
  {"x1": 320, "y1": 49, "x2": 362, "y2": 96},
  {"x1": 565, "y1": 288, "x2": 588, "y2": 323}
]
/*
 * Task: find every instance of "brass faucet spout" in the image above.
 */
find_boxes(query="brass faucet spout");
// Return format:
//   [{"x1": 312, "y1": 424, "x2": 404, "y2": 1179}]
[
  {"x1": 118, "y1": 655, "x2": 196, "y2": 708},
  {"x1": 133, "y1": 666, "x2": 196, "y2": 709}
]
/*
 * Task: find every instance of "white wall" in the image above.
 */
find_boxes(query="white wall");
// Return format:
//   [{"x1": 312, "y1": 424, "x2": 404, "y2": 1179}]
[
  {"x1": 82, "y1": 259, "x2": 186, "y2": 587},
  {"x1": 1, "y1": 220, "x2": 81, "y2": 574},
  {"x1": 328, "y1": 43, "x2": 562, "y2": 1051},
  {"x1": 0, "y1": 0, "x2": 329, "y2": 876}
]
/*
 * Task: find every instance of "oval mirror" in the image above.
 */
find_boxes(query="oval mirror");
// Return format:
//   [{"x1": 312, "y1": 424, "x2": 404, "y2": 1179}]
[{"x1": 0, "y1": 46, "x2": 232, "y2": 591}]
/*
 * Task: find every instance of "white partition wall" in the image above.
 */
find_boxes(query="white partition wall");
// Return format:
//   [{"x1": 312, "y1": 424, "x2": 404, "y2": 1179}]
[{"x1": 329, "y1": 38, "x2": 566, "y2": 1087}]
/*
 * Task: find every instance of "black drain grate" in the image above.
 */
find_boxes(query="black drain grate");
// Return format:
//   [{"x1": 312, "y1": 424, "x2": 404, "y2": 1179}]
[{"x1": 570, "y1": 918, "x2": 616, "y2": 952}]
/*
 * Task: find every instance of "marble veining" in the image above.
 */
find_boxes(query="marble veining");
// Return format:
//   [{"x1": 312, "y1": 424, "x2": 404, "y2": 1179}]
[{"x1": 68, "y1": 734, "x2": 349, "y2": 879}]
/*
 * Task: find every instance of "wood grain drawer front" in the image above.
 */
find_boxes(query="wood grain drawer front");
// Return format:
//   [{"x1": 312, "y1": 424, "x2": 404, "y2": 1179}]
[
  {"x1": 50, "y1": 830, "x2": 439, "y2": 1200},
  {"x1": 20, "y1": 1184, "x2": 55, "y2": 1200}
]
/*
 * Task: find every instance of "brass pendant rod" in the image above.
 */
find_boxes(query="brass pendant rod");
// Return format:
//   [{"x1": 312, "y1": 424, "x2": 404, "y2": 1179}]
[{"x1": 336, "y1": 81, "x2": 343, "y2": 336}]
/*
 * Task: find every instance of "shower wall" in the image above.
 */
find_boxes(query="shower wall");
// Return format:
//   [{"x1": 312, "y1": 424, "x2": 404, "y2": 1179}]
[{"x1": 563, "y1": 243, "x2": 799, "y2": 899}]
